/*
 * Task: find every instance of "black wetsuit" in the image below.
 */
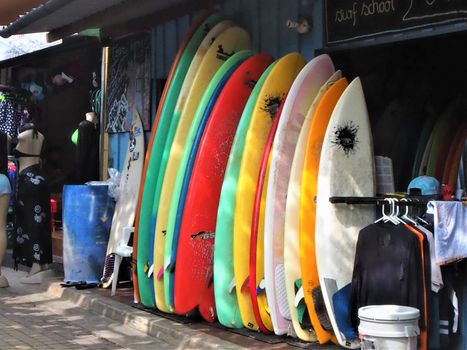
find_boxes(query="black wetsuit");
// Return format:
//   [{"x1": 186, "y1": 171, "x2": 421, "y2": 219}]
[{"x1": 350, "y1": 222, "x2": 425, "y2": 329}]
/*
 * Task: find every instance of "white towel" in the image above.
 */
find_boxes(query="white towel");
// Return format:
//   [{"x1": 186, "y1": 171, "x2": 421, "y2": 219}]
[{"x1": 428, "y1": 201, "x2": 467, "y2": 265}]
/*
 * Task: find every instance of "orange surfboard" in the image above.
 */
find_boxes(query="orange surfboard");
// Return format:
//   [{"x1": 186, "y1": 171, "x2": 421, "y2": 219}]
[{"x1": 299, "y1": 77, "x2": 348, "y2": 343}]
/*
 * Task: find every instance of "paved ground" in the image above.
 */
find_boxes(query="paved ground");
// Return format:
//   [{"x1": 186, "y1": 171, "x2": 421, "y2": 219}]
[
  {"x1": 0, "y1": 268, "x2": 173, "y2": 350},
  {"x1": 0, "y1": 264, "x2": 340, "y2": 350}
]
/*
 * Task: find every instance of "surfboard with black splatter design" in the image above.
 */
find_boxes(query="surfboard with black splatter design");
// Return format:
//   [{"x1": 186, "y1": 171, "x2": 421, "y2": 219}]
[{"x1": 315, "y1": 77, "x2": 375, "y2": 349}]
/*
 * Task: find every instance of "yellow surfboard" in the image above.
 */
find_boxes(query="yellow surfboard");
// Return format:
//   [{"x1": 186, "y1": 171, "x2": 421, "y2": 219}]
[
  {"x1": 299, "y1": 77, "x2": 348, "y2": 343},
  {"x1": 154, "y1": 25, "x2": 251, "y2": 312},
  {"x1": 234, "y1": 52, "x2": 305, "y2": 330}
]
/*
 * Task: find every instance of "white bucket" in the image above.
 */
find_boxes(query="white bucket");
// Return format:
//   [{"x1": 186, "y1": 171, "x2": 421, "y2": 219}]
[{"x1": 358, "y1": 305, "x2": 420, "y2": 350}]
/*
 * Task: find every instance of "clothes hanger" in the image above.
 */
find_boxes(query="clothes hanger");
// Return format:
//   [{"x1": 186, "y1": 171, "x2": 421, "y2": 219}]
[
  {"x1": 374, "y1": 198, "x2": 391, "y2": 224},
  {"x1": 400, "y1": 198, "x2": 418, "y2": 226},
  {"x1": 390, "y1": 198, "x2": 404, "y2": 225},
  {"x1": 375, "y1": 198, "x2": 399, "y2": 224}
]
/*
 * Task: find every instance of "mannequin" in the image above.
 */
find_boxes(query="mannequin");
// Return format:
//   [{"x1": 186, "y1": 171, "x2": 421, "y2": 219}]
[
  {"x1": 13, "y1": 123, "x2": 53, "y2": 283},
  {"x1": 75, "y1": 112, "x2": 99, "y2": 183},
  {"x1": 0, "y1": 132, "x2": 11, "y2": 287}
]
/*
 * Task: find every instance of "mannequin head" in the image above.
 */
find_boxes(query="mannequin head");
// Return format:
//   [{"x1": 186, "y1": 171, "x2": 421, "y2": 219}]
[{"x1": 85, "y1": 112, "x2": 98, "y2": 124}]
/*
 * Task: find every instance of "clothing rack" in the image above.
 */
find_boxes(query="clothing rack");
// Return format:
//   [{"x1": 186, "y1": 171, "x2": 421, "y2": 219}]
[{"x1": 329, "y1": 196, "x2": 431, "y2": 207}]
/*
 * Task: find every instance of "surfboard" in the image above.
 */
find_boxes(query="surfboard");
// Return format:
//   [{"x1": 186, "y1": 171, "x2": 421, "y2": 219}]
[
  {"x1": 426, "y1": 98, "x2": 463, "y2": 177},
  {"x1": 249, "y1": 100, "x2": 284, "y2": 334},
  {"x1": 167, "y1": 52, "x2": 251, "y2": 316},
  {"x1": 152, "y1": 20, "x2": 235, "y2": 313},
  {"x1": 299, "y1": 77, "x2": 348, "y2": 344},
  {"x1": 167, "y1": 50, "x2": 251, "y2": 319},
  {"x1": 283, "y1": 71, "x2": 342, "y2": 343},
  {"x1": 102, "y1": 111, "x2": 145, "y2": 288},
  {"x1": 315, "y1": 77, "x2": 375, "y2": 349},
  {"x1": 174, "y1": 54, "x2": 273, "y2": 321},
  {"x1": 214, "y1": 61, "x2": 276, "y2": 329},
  {"x1": 234, "y1": 52, "x2": 305, "y2": 331},
  {"x1": 445, "y1": 125, "x2": 467, "y2": 187},
  {"x1": 263, "y1": 54, "x2": 335, "y2": 338},
  {"x1": 419, "y1": 129, "x2": 435, "y2": 176},
  {"x1": 412, "y1": 111, "x2": 437, "y2": 179},
  {"x1": 433, "y1": 102, "x2": 465, "y2": 180},
  {"x1": 134, "y1": 10, "x2": 224, "y2": 308},
  {"x1": 155, "y1": 26, "x2": 251, "y2": 312}
]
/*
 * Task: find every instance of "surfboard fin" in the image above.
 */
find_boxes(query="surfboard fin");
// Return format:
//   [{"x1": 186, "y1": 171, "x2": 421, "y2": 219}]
[
  {"x1": 256, "y1": 278, "x2": 266, "y2": 296},
  {"x1": 241, "y1": 277, "x2": 249, "y2": 293},
  {"x1": 295, "y1": 279, "x2": 312, "y2": 329},
  {"x1": 294, "y1": 281, "x2": 304, "y2": 307},
  {"x1": 164, "y1": 258, "x2": 170, "y2": 271},
  {"x1": 156, "y1": 267, "x2": 164, "y2": 280},
  {"x1": 228, "y1": 278, "x2": 236, "y2": 293},
  {"x1": 147, "y1": 264, "x2": 154, "y2": 278}
]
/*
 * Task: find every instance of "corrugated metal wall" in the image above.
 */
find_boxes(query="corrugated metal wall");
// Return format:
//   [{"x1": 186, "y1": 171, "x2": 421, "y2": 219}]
[{"x1": 109, "y1": 0, "x2": 323, "y2": 172}]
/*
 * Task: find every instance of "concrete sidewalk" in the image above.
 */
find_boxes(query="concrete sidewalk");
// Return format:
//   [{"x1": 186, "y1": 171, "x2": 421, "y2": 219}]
[{"x1": 0, "y1": 267, "x2": 339, "y2": 349}]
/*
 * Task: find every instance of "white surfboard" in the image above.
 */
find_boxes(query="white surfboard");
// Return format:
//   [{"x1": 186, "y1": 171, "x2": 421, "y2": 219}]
[
  {"x1": 315, "y1": 77, "x2": 375, "y2": 348},
  {"x1": 102, "y1": 111, "x2": 145, "y2": 287},
  {"x1": 264, "y1": 54, "x2": 335, "y2": 337}
]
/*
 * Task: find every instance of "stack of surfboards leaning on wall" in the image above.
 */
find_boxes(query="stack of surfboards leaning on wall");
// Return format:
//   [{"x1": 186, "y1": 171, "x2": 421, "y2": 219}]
[{"x1": 127, "y1": 10, "x2": 375, "y2": 348}]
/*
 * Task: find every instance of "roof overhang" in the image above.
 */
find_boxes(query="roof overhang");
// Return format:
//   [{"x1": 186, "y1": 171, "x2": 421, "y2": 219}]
[
  {"x1": 0, "y1": 0, "x2": 223, "y2": 42},
  {"x1": 0, "y1": 0, "x2": 47, "y2": 27}
]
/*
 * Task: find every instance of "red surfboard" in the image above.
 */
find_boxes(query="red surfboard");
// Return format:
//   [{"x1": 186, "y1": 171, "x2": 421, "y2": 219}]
[
  {"x1": 132, "y1": 9, "x2": 218, "y2": 303},
  {"x1": 174, "y1": 54, "x2": 274, "y2": 321},
  {"x1": 249, "y1": 98, "x2": 286, "y2": 333}
]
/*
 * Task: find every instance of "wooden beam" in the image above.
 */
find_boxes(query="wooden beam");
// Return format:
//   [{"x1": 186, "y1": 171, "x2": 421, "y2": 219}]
[{"x1": 100, "y1": 0, "x2": 223, "y2": 41}]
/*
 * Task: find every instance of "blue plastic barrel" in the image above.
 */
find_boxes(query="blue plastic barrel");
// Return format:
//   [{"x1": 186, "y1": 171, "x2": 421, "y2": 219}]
[{"x1": 62, "y1": 185, "x2": 115, "y2": 283}]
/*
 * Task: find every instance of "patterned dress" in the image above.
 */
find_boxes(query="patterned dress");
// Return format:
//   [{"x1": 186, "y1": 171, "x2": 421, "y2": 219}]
[{"x1": 13, "y1": 164, "x2": 52, "y2": 268}]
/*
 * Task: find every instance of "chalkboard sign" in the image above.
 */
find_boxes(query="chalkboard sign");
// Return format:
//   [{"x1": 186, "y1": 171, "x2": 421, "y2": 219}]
[{"x1": 325, "y1": 0, "x2": 467, "y2": 46}]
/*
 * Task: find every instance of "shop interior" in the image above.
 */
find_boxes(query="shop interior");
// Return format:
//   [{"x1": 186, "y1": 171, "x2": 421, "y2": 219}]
[
  {"x1": 1, "y1": 37, "x2": 102, "y2": 256},
  {"x1": 329, "y1": 31, "x2": 467, "y2": 350}
]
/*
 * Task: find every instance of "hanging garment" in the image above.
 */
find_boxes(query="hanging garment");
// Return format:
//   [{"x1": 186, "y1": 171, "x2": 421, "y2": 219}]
[
  {"x1": 415, "y1": 224, "x2": 444, "y2": 292},
  {"x1": 404, "y1": 223, "x2": 430, "y2": 350},
  {"x1": 13, "y1": 164, "x2": 52, "y2": 267},
  {"x1": 75, "y1": 120, "x2": 99, "y2": 183},
  {"x1": 428, "y1": 201, "x2": 467, "y2": 265},
  {"x1": 350, "y1": 222, "x2": 425, "y2": 329},
  {"x1": 0, "y1": 99, "x2": 20, "y2": 138}
]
